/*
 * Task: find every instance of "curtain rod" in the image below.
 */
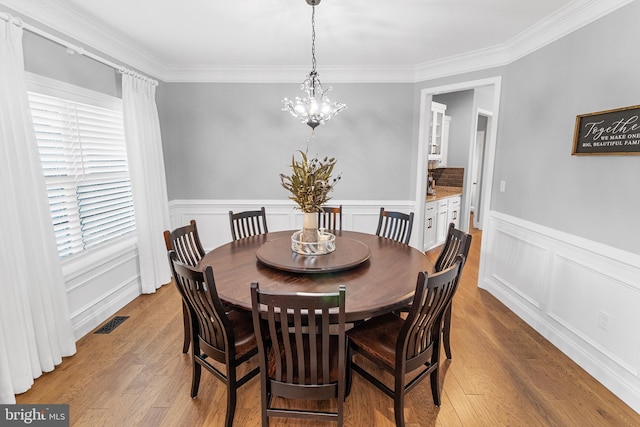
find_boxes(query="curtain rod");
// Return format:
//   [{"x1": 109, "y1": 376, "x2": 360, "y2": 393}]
[{"x1": 0, "y1": 10, "x2": 157, "y2": 86}]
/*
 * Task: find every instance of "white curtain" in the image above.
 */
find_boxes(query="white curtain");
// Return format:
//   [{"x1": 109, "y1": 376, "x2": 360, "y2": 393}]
[
  {"x1": 122, "y1": 73, "x2": 171, "y2": 293},
  {"x1": 0, "y1": 16, "x2": 76, "y2": 404}
]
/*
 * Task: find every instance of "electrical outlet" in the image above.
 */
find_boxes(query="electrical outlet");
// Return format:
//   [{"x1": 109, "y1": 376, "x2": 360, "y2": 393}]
[
  {"x1": 598, "y1": 311, "x2": 610, "y2": 330},
  {"x1": 499, "y1": 180, "x2": 506, "y2": 192}
]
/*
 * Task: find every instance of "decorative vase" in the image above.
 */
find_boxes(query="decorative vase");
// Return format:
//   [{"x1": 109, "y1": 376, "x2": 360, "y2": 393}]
[{"x1": 301, "y1": 211, "x2": 319, "y2": 243}]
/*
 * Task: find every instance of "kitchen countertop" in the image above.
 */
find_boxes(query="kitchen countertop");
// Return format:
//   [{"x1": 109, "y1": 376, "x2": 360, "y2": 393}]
[{"x1": 426, "y1": 186, "x2": 462, "y2": 202}]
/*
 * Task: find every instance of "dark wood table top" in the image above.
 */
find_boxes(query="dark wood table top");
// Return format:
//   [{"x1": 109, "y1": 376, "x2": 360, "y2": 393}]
[{"x1": 200, "y1": 230, "x2": 434, "y2": 322}]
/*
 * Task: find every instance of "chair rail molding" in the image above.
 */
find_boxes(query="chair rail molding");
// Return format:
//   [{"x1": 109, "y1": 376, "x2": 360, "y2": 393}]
[{"x1": 479, "y1": 210, "x2": 640, "y2": 414}]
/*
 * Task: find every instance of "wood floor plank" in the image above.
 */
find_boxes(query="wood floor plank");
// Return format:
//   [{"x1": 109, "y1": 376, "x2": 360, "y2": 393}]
[{"x1": 15, "y1": 228, "x2": 640, "y2": 426}]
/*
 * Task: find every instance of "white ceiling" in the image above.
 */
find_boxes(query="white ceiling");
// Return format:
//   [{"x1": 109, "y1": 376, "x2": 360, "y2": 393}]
[{"x1": 1, "y1": 0, "x2": 634, "y2": 82}]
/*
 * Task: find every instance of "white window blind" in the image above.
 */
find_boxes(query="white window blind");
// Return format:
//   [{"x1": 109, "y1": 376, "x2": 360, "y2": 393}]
[{"x1": 28, "y1": 90, "x2": 136, "y2": 258}]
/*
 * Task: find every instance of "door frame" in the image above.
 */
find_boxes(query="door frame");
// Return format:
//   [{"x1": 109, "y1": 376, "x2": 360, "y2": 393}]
[
  {"x1": 414, "y1": 76, "x2": 502, "y2": 247},
  {"x1": 471, "y1": 108, "x2": 493, "y2": 230}
]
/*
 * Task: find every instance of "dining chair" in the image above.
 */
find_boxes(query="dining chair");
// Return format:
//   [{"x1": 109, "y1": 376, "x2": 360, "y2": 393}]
[
  {"x1": 229, "y1": 207, "x2": 269, "y2": 241},
  {"x1": 318, "y1": 205, "x2": 342, "y2": 232},
  {"x1": 375, "y1": 207, "x2": 414, "y2": 245},
  {"x1": 250, "y1": 282, "x2": 347, "y2": 426},
  {"x1": 435, "y1": 222, "x2": 472, "y2": 359},
  {"x1": 168, "y1": 251, "x2": 260, "y2": 427},
  {"x1": 347, "y1": 257, "x2": 463, "y2": 427},
  {"x1": 164, "y1": 219, "x2": 206, "y2": 353}
]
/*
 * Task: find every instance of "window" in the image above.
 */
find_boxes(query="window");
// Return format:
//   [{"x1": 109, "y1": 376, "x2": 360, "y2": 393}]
[{"x1": 27, "y1": 76, "x2": 135, "y2": 258}]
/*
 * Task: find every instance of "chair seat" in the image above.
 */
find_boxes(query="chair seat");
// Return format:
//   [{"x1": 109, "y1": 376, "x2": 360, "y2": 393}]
[
  {"x1": 267, "y1": 334, "x2": 341, "y2": 384},
  {"x1": 347, "y1": 313, "x2": 404, "y2": 370},
  {"x1": 228, "y1": 310, "x2": 260, "y2": 359}
]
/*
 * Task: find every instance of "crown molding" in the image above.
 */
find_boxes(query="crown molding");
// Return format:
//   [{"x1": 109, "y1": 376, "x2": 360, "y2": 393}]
[
  {"x1": 411, "y1": 0, "x2": 636, "y2": 83},
  {"x1": 412, "y1": 45, "x2": 510, "y2": 83},
  {"x1": 504, "y1": 0, "x2": 636, "y2": 63},
  {"x1": 1, "y1": 0, "x2": 635, "y2": 84}
]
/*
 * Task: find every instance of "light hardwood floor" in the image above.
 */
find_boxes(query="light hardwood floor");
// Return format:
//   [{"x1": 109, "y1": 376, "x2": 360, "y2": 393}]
[{"x1": 17, "y1": 229, "x2": 640, "y2": 426}]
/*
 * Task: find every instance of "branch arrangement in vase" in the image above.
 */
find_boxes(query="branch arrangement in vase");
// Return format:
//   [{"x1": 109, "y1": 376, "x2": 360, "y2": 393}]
[{"x1": 280, "y1": 150, "x2": 341, "y2": 213}]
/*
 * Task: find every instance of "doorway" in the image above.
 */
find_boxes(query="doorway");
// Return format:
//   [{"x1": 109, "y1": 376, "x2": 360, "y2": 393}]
[
  {"x1": 413, "y1": 77, "x2": 501, "y2": 249},
  {"x1": 471, "y1": 110, "x2": 493, "y2": 230}
]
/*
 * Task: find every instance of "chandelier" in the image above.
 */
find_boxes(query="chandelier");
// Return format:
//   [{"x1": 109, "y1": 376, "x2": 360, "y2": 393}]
[{"x1": 282, "y1": 0, "x2": 346, "y2": 130}]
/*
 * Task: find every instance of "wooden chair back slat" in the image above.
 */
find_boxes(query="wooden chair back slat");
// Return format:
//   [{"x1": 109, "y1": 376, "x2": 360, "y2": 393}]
[
  {"x1": 229, "y1": 207, "x2": 269, "y2": 240},
  {"x1": 375, "y1": 207, "x2": 414, "y2": 245},
  {"x1": 318, "y1": 205, "x2": 342, "y2": 232},
  {"x1": 435, "y1": 222, "x2": 472, "y2": 272},
  {"x1": 164, "y1": 219, "x2": 205, "y2": 266}
]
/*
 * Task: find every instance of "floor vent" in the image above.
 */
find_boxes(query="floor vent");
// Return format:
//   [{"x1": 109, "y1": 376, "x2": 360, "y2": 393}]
[{"x1": 94, "y1": 316, "x2": 129, "y2": 334}]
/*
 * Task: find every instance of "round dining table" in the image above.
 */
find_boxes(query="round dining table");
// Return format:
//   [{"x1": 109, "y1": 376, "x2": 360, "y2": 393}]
[{"x1": 200, "y1": 230, "x2": 434, "y2": 323}]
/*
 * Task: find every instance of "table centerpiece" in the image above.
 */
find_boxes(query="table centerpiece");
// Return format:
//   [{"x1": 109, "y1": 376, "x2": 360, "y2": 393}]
[{"x1": 280, "y1": 149, "x2": 340, "y2": 255}]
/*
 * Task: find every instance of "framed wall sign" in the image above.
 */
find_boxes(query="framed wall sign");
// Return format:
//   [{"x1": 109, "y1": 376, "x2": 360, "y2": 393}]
[{"x1": 572, "y1": 105, "x2": 640, "y2": 155}]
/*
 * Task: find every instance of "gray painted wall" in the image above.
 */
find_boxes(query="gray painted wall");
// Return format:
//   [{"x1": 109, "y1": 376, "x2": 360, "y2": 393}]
[
  {"x1": 491, "y1": 0, "x2": 640, "y2": 254},
  {"x1": 156, "y1": 82, "x2": 415, "y2": 201}
]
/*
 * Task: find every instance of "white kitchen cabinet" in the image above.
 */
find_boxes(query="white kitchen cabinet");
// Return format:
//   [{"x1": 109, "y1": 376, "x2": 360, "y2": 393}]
[
  {"x1": 435, "y1": 198, "x2": 449, "y2": 245},
  {"x1": 427, "y1": 102, "x2": 450, "y2": 167},
  {"x1": 447, "y1": 196, "x2": 461, "y2": 230},
  {"x1": 424, "y1": 194, "x2": 462, "y2": 251},
  {"x1": 423, "y1": 201, "x2": 437, "y2": 250}
]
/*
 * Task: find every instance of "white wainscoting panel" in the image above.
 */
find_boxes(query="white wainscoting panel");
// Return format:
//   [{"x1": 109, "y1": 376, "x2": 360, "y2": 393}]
[
  {"x1": 549, "y1": 252, "x2": 640, "y2": 376},
  {"x1": 480, "y1": 211, "x2": 640, "y2": 413},
  {"x1": 62, "y1": 236, "x2": 141, "y2": 339},
  {"x1": 490, "y1": 228, "x2": 549, "y2": 308}
]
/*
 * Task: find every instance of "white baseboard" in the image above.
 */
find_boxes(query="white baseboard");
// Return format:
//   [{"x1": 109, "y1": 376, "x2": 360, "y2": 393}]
[
  {"x1": 480, "y1": 211, "x2": 640, "y2": 413},
  {"x1": 70, "y1": 275, "x2": 140, "y2": 339}
]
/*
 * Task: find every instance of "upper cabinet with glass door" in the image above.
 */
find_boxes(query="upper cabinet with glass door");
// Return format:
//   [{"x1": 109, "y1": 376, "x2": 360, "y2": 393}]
[{"x1": 428, "y1": 101, "x2": 450, "y2": 167}]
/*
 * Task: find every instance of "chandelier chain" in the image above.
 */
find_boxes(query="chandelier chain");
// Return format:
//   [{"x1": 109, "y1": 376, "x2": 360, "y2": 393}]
[{"x1": 311, "y1": 6, "x2": 316, "y2": 73}]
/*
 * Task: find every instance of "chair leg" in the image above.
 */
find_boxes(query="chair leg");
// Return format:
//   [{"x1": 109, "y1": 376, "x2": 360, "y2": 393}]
[
  {"x1": 345, "y1": 345, "x2": 352, "y2": 398},
  {"x1": 443, "y1": 304, "x2": 453, "y2": 359},
  {"x1": 394, "y1": 371, "x2": 406, "y2": 427},
  {"x1": 260, "y1": 374, "x2": 270, "y2": 426},
  {"x1": 181, "y1": 302, "x2": 190, "y2": 354},
  {"x1": 191, "y1": 360, "x2": 201, "y2": 398},
  {"x1": 225, "y1": 374, "x2": 237, "y2": 427},
  {"x1": 430, "y1": 365, "x2": 441, "y2": 407},
  {"x1": 262, "y1": 393, "x2": 270, "y2": 427}
]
